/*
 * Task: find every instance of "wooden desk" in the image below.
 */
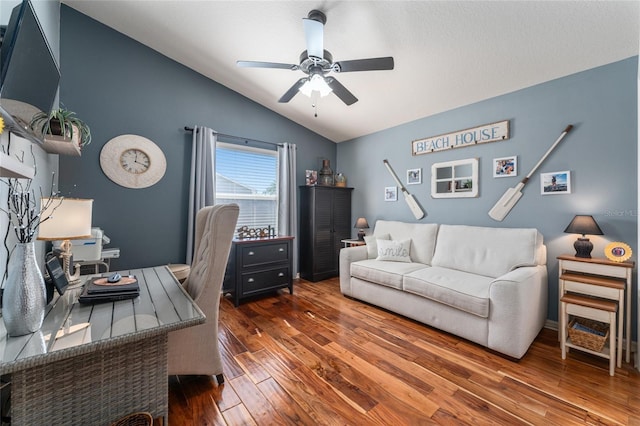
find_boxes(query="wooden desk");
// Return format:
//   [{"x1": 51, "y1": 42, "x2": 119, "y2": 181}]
[
  {"x1": 0, "y1": 266, "x2": 204, "y2": 425},
  {"x1": 557, "y1": 255, "x2": 634, "y2": 367}
]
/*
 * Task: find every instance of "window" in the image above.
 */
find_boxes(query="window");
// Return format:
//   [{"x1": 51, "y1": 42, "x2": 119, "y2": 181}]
[
  {"x1": 431, "y1": 158, "x2": 478, "y2": 198},
  {"x1": 215, "y1": 142, "x2": 279, "y2": 233}
]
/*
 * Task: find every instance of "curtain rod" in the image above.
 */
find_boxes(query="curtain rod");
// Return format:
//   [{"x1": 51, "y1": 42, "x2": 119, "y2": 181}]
[{"x1": 184, "y1": 126, "x2": 283, "y2": 147}]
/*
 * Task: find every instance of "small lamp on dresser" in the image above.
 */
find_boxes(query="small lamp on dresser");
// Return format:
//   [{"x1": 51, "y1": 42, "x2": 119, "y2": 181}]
[
  {"x1": 354, "y1": 217, "x2": 370, "y2": 241},
  {"x1": 563, "y1": 214, "x2": 603, "y2": 258}
]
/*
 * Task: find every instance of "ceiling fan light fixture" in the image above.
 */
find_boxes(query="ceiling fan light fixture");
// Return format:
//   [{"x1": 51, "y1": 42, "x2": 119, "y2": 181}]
[{"x1": 299, "y1": 74, "x2": 332, "y2": 98}]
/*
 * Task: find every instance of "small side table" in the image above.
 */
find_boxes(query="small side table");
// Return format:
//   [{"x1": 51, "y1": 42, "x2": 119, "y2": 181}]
[
  {"x1": 342, "y1": 239, "x2": 366, "y2": 247},
  {"x1": 557, "y1": 255, "x2": 634, "y2": 367}
]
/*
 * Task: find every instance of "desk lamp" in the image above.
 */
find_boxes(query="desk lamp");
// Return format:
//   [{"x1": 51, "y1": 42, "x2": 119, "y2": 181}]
[
  {"x1": 354, "y1": 217, "x2": 370, "y2": 241},
  {"x1": 38, "y1": 198, "x2": 92, "y2": 286},
  {"x1": 563, "y1": 215, "x2": 603, "y2": 258}
]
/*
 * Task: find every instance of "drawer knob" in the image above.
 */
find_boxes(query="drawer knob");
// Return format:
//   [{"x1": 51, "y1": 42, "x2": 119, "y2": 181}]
[
  {"x1": 279, "y1": 248, "x2": 284, "y2": 252},
  {"x1": 247, "y1": 278, "x2": 254, "y2": 283},
  {"x1": 248, "y1": 251, "x2": 255, "y2": 256},
  {"x1": 278, "y1": 272, "x2": 284, "y2": 277}
]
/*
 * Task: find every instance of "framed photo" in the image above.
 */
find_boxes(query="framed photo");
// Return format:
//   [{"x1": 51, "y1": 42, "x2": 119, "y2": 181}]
[
  {"x1": 540, "y1": 171, "x2": 571, "y2": 195},
  {"x1": 604, "y1": 242, "x2": 632, "y2": 262},
  {"x1": 407, "y1": 168, "x2": 422, "y2": 185},
  {"x1": 305, "y1": 170, "x2": 317, "y2": 186},
  {"x1": 384, "y1": 186, "x2": 397, "y2": 201},
  {"x1": 45, "y1": 255, "x2": 68, "y2": 295},
  {"x1": 493, "y1": 156, "x2": 517, "y2": 178}
]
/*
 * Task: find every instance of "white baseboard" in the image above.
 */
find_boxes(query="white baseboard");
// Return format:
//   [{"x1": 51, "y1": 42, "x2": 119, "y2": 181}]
[{"x1": 544, "y1": 319, "x2": 558, "y2": 330}]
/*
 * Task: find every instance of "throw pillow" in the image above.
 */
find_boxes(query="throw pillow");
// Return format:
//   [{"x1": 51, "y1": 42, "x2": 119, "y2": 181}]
[
  {"x1": 364, "y1": 233, "x2": 390, "y2": 259},
  {"x1": 376, "y1": 239, "x2": 412, "y2": 262}
]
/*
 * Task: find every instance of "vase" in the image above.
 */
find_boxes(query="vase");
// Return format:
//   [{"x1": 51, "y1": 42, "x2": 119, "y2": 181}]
[
  {"x1": 335, "y1": 173, "x2": 347, "y2": 187},
  {"x1": 2, "y1": 242, "x2": 46, "y2": 336},
  {"x1": 319, "y1": 159, "x2": 334, "y2": 186}
]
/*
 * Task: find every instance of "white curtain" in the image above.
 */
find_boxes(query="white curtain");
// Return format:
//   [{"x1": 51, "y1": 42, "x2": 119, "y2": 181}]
[
  {"x1": 186, "y1": 126, "x2": 217, "y2": 264},
  {"x1": 277, "y1": 143, "x2": 298, "y2": 277}
]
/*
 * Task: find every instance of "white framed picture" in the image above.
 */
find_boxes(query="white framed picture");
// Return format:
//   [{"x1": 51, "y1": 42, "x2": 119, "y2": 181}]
[
  {"x1": 493, "y1": 156, "x2": 517, "y2": 178},
  {"x1": 407, "y1": 168, "x2": 422, "y2": 185},
  {"x1": 540, "y1": 171, "x2": 571, "y2": 195},
  {"x1": 384, "y1": 186, "x2": 398, "y2": 201}
]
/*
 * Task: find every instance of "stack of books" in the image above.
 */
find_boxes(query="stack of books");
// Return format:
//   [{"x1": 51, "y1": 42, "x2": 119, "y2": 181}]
[{"x1": 79, "y1": 275, "x2": 139, "y2": 304}]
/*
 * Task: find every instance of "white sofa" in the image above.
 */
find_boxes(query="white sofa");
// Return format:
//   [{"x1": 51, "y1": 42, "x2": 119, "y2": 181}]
[{"x1": 339, "y1": 220, "x2": 548, "y2": 359}]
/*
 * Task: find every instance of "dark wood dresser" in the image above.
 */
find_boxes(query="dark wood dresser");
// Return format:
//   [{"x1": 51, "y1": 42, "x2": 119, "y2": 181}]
[{"x1": 224, "y1": 236, "x2": 294, "y2": 306}]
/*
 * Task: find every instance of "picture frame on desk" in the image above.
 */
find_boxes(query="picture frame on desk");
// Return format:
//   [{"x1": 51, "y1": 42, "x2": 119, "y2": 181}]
[
  {"x1": 45, "y1": 255, "x2": 68, "y2": 296},
  {"x1": 305, "y1": 170, "x2": 317, "y2": 185},
  {"x1": 604, "y1": 241, "x2": 632, "y2": 262}
]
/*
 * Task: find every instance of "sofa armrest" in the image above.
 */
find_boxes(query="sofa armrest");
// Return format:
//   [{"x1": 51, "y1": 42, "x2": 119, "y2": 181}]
[
  {"x1": 487, "y1": 265, "x2": 548, "y2": 359},
  {"x1": 339, "y1": 246, "x2": 368, "y2": 296}
]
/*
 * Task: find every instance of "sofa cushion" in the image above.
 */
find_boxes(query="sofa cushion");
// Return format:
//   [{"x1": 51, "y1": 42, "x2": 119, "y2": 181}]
[
  {"x1": 364, "y1": 233, "x2": 390, "y2": 259},
  {"x1": 403, "y1": 266, "x2": 493, "y2": 318},
  {"x1": 373, "y1": 221, "x2": 439, "y2": 265},
  {"x1": 351, "y1": 259, "x2": 428, "y2": 290},
  {"x1": 431, "y1": 225, "x2": 544, "y2": 278},
  {"x1": 376, "y1": 239, "x2": 411, "y2": 262}
]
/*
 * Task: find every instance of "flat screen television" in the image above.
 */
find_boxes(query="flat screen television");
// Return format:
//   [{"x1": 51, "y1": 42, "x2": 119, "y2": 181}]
[{"x1": 0, "y1": 0, "x2": 60, "y2": 144}]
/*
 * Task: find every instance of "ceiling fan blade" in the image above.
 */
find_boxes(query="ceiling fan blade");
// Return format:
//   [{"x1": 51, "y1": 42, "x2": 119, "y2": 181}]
[
  {"x1": 333, "y1": 57, "x2": 395, "y2": 72},
  {"x1": 237, "y1": 61, "x2": 298, "y2": 70},
  {"x1": 279, "y1": 78, "x2": 307, "y2": 103},
  {"x1": 303, "y1": 17, "x2": 324, "y2": 59},
  {"x1": 325, "y1": 77, "x2": 358, "y2": 105}
]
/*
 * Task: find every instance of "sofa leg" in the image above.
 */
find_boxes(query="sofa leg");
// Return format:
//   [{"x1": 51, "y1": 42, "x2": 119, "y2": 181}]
[{"x1": 215, "y1": 373, "x2": 224, "y2": 385}]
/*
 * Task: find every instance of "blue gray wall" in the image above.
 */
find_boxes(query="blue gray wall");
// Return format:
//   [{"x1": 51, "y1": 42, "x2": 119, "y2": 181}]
[
  {"x1": 59, "y1": 6, "x2": 637, "y2": 330},
  {"x1": 58, "y1": 6, "x2": 335, "y2": 270},
  {"x1": 337, "y1": 57, "x2": 638, "y2": 328}
]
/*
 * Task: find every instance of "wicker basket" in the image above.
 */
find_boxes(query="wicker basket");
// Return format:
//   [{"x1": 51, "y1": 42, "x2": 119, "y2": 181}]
[
  {"x1": 568, "y1": 318, "x2": 609, "y2": 352},
  {"x1": 111, "y1": 412, "x2": 153, "y2": 426}
]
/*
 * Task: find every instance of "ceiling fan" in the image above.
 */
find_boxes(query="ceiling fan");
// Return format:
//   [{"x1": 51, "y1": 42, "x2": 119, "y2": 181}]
[{"x1": 237, "y1": 9, "x2": 394, "y2": 106}]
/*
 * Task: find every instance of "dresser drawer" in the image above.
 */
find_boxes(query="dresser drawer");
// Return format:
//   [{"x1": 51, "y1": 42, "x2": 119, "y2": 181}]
[
  {"x1": 241, "y1": 242, "x2": 289, "y2": 267},
  {"x1": 241, "y1": 267, "x2": 290, "y2": 294}
]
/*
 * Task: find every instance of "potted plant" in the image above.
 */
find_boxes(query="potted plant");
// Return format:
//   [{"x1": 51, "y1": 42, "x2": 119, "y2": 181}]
[{"x1": 30, "y1": 107, "x2": 91, "y2": 155}]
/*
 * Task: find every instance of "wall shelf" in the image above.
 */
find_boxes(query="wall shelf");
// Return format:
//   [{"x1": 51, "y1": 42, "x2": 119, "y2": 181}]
[
  {"x1": 42, "y1": 134, "x2": 81, "y2": 156},
  {"x1": 0, "y1": 152, "x2": 35, "y2": 179}
]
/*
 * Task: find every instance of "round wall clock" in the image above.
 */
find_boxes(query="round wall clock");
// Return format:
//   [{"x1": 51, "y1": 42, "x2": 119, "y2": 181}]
[
  {"x1": 100, "y1": 134, "x2": 167, "y2": 189},
  {"x1": 604, "y1": 241, "x2": 632, "y2": 263}
]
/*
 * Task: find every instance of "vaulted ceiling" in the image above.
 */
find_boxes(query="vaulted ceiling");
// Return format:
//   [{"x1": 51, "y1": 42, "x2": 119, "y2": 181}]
[{"x1": 62, "y1": 1, "x2": 639, "y2": 143}]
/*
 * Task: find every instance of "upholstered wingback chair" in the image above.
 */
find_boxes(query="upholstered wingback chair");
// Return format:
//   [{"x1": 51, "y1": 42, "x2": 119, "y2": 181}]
[{"x1": 168, "y1": 203, "x2": 239, "y2": 384}]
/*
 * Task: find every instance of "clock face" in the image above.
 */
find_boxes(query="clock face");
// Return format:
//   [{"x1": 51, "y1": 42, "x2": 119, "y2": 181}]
[
  {"x1": 120, "y1": 148, "x2": 150, "y2": 174},
  {"x1": 100, "y1": 135, "x2": 166, "y2": 189}
]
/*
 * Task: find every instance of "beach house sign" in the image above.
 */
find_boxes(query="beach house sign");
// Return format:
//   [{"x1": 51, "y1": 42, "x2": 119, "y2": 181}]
[{"x1": 412, "y1": 120, "x2": 509, "y2": 156}]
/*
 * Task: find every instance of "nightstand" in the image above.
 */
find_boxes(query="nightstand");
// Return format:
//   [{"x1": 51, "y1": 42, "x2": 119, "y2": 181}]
[
  {"x1": 342, "y1": 239, "x2": 366, "y2": 247},
  {"x1": 557, "y1": 255, "x2": 634, "y2": 368}
]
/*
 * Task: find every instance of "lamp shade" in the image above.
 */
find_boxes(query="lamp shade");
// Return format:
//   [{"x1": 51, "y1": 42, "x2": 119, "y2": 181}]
[
  {"x1": 563, "y1": 215, "x2": 603, "y2": 236},
  {"x1": 354, "y1": 217, "x2": 370, "y2": 229},
  {"x1": 299, "y1": 74, "x2": 333, "y2": 98},
  {"x1": 37, "y1": 197, "x2": 93, "y2": 241}
]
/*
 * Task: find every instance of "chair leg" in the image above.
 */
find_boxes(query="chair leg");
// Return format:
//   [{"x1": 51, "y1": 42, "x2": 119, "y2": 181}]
[{"x1": 215, "y1": 373, "x2": 224, "y2": 385}]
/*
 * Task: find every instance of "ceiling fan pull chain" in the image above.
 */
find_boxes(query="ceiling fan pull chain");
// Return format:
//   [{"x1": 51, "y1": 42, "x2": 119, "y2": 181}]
[{"x1": 311, "y1": 91, "x2": 319, "y2": 117}]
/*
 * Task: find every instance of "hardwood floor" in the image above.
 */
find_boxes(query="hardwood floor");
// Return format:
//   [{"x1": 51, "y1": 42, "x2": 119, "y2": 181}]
[{"x1": 168, "y1": 278, "x2": 640, "y2": 425}]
